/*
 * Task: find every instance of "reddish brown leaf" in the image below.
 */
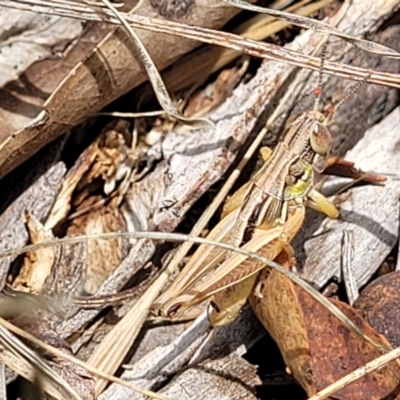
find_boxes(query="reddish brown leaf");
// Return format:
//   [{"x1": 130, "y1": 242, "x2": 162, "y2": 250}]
[
  {"x1": 250, "y1": 253, "x2": 400, "y2": 399},
  {"x1": 355, "y1": 271, "x2": 400, "y2": 348}
]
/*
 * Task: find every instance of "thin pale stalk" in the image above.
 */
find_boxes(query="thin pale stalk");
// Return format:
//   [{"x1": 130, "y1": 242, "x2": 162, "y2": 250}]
[
  {"x1": 100, "y1": 0, "x2": 213, "y2": 128},
  {"x1": 0, "y1": 324, "x2": 82, "y2": 400},
  {"x1": 0, "y1": 363, "x2": 5, "y2": 400},
  {"x1": 10, "y1": 0, "x2": 400, "y2": 59},
  {"x1": 3, "y1": 1, "x2": 400, "y2": 87},
  {"x1": 0, "y1": 318, "x2": 172, "y2": 400},
  {"x1": 96, "y1": 110, "x2": 164, "y2": 118},
  {"x1": 222, "y1": 0, "x2": 400, "y2": 58},
  {"x1": 0, "y1": 231, "x2": 387, "y2": 352}
]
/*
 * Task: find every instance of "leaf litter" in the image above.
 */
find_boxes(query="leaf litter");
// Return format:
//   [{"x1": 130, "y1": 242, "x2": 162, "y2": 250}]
[{"x1": 0, "y1": 0, "x2": 400, "y2": 400}]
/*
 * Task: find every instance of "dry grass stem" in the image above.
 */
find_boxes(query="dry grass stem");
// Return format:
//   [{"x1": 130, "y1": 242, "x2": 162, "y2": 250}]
[
  {"x1": 2, "y1": 1, "x2": 400, "y2": 87},
  {"x1": 0, "y1": 318, "x2": 172, "y2": 400},
  {"x1": 100, "y1": 0, "x2": 213, "y2": 128},
  {"x1": 0, "y1": 230, "x2": 387, "y2": 352}
]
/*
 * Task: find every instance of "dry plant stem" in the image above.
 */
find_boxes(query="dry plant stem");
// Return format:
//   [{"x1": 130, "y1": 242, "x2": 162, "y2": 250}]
[
  {"x1": 3, "y1": 1, "x2": 400, "y2": 87},
  {"x1": 99, "y1": 0, "x2": 212, "y2": 128},
  {"x1": 164, "y1": 0, "x2": 332, "y2": 93},
  {"x1": 0, "y1": 318, "x2": 171, "y2": 400},
  {"x1": 11, "y1": 0, "x2": 400, "y2": 59},
  {"x1": 97, "y1": 111, "x2": 164, "y2": 118},
  {"x1": 0, "y1": 324, "x2": 82, "y2": 400},
  {"x1": 222, "y1": 0, "x2": 399, "y2": 57},
  {"x1": 308, "y1": 345, "x2": 400, "y2": 400},
  {"x1": 0, "y1": 231, "x2": 386, "y2": 351}
]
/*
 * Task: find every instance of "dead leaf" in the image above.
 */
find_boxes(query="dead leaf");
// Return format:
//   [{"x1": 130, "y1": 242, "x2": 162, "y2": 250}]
[
  {"x1": 0, "y1": 6, "x2": 91, "y2": 141},
  {"x1": 0, "y1": 0, "x2": 253, "y2": 179},
  {"x1": 250, "y1": 253, "x2": 400, "y2": 399},
  {"x1": 355, "y1": 271, "x2": 400, "y2": 348}
]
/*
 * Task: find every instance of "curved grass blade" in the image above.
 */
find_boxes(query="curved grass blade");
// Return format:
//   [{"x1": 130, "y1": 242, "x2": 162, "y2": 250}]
[
  {"x1": 100, "y1": 0, "x2": 214, "y2": 129},
  {"x1": 0, "y1": 324, "x2": 82, "y2": 400},
  {"x1": 0, "y1": 230, "x2": 387, "y2": 351},
  {"x1": 222, "y1": 0, "x2": 400, "y2": 59},
  {"x1": 3, "y1": 1, "x2": 400, "y2": 87}
]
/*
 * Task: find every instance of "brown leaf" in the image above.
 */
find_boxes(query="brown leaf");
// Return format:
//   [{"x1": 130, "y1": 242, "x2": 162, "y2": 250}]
[
  {"x1": 0, "y1": 0, "x2": 251, "y2": 179},
  {"x1": 0, "y1": 9, "x2": 106, "y2": 141},
  {"x1": 355, "y1": 271, "x2": 400, "y2": 348},
  {"x1": 250, "y1": 253, "x2": 400, "y2": 399}
]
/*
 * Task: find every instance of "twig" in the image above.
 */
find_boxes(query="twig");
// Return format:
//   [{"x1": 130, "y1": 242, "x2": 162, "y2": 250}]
[
  {"x1": 0, "y1": 362, "x2": 6, "y2": 400},
  {"x1": 222, "y1": 0, "x2": 399, "y2": 58},
  {"x1": 2, "y1": 1, "x2": 400, "y2": 87},
  {"x1": 96, "y1": 110, "x2": 165, "y2": 118}
]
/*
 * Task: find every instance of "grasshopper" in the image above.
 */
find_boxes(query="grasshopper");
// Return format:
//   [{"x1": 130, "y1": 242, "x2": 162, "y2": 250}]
[{"x1": 152, "y1": 44, "x2": 373, "y2": 325}]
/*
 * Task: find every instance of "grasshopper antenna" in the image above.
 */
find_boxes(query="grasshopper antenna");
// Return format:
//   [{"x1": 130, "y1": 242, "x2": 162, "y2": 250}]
[
  {"x1": 313, "y1": 41, "x2": 328, "y2": 113},
  {"x1": 329, "y1": 78, "x2": 368, "y2": 114}
]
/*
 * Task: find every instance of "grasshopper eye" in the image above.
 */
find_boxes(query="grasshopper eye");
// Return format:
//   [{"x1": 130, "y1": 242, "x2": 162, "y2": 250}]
[
  {"x1": 310, "y1": 123, "x2": 331, "y2": 155},
  {"x1": 167, "y1": 304, "x2": 181, "y2": 317}
]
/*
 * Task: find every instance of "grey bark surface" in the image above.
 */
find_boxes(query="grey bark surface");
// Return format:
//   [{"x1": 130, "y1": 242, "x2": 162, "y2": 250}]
[{"x1": 100, "y1": 308, "x2": 264, "y2": 400}]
